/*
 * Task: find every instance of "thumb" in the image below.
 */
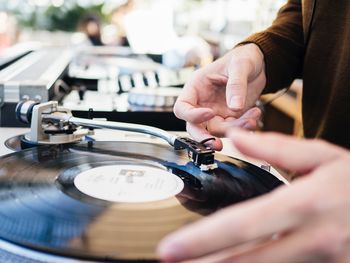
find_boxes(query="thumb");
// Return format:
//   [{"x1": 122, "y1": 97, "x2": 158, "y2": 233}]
[{"x1": 226, "y1": 59, "x2": 254, "y2": 111}]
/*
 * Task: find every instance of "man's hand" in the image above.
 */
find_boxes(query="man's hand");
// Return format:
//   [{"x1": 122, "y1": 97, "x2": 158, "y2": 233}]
[
  {"x1": 174, "y1": 44, "x2": 266, "y2": 150},
  {"x1": 158, "y1": 131, "x2": 350, "y2": 263}
]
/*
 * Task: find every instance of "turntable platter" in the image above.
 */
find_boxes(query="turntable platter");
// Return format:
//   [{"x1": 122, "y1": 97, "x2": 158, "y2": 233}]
[{"x1": 0, "y1": 141, "x2": 283, "y2": 261}]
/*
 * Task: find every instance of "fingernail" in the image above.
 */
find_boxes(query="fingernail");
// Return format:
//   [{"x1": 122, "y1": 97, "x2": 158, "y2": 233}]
[
  {"x1": 203, "y1": 111, "x2": 214, "y2": 120},
  {"x1": 230, "y1": 96, "x2": 244, "y2": 109},
  {"x1": 157, "y1": 240, "x2": 184, "y2": 262}
]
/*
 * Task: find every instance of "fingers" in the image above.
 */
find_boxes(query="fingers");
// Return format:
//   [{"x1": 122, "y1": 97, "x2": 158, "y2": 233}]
[
  {"x1": 174, "y1": 100, "x2": 215, "y2": 124},
  {"x1": 174, "y1": 72, "x2": 216, "y2": 124},
  {"x1": 160, "y1": 184, "x2": 350, "y2": 263},
  {"x1": 225, "y1": 43, "x2": 265, "y2": 111},
  {"x1": 222, "y1": 108, "x2": 261, "y2": 131},
  {"x1": 224, "y1": 218, "x2": 347, "y2": 263},
  {"x1": 227, "y1": 234, "x2": 313, "y2": 263},
  {"x1": 184, "y1": 231, "x2": 318, "y2": 263},
  {"x1": 169, "y1": 238, "x2": 270, "y2": 263},
  {"x1": 236, "y1": 107, "x2": 261, "y2": 129},
  {"x1": 157, "y1": 187, "x2": 308, "y2": 262},
  {"x1": 186, "y1": 122, "x2": 223, "y2": 151},
  {"x1": 186, "y1": 108, "x2": 261, "y2": 151},
  {"x1": 225, "y1": 59, "x2": 253, "y2": 111},
  {"x1": 227, "y1": 130, "x2": 345, "y2": 174}
]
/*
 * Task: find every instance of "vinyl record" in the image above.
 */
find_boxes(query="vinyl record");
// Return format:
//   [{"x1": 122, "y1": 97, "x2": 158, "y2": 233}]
[{"x1": 0, "y1": 141, "x2": 283, "y2": 262}]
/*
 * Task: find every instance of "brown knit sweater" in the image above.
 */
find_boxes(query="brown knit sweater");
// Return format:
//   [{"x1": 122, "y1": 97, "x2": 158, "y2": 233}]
[{"x1": 242, "y1": 0, "x2": 350, "y2": 149}]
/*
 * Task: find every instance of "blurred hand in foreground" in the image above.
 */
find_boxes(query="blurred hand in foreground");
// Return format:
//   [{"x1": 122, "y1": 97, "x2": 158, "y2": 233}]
[
  {"x1": 174, "y1": 44, "x2": 266, "y2": 150},
  {"x1": 158, "y1": 130, "x2": 350, "y2": 263}
]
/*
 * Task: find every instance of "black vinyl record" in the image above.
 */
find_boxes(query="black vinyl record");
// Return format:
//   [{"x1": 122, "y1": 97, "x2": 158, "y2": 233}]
[{"x1": 0, "y1": 141, "x2": 283, "y2": 262}]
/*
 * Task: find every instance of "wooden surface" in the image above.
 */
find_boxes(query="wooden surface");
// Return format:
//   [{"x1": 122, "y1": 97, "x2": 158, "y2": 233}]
[{"x1": 261, "y1": 79, "x2": 303, "y2": 136}]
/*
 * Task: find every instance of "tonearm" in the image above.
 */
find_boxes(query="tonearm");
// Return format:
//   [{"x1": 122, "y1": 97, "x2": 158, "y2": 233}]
[{"x1": 16, "y1": 100, "x2": 218, "y2": 171}]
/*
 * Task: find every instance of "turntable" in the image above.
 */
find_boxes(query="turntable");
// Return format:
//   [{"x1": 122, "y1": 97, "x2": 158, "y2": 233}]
[
  {"x1": 0, "y1": 100, "x2": 285, "y2": 262},
  {"x1": 0, "y1": 45, "x2": 192, "y2": 130}
]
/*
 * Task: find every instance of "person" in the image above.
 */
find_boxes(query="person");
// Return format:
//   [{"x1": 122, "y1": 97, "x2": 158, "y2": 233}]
[
  {"x1": 78, "y1": 14, "x2": 104, "y2": 46},
  {"x1": 157, "y1": 0, "x2": 350, "y2": 261}
]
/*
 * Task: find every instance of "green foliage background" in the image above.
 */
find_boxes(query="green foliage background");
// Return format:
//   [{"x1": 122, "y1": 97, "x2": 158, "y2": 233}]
[
  {"x1": 44, "y1": 4, "x2": 105, "y2": 31},
  {"x1": 11, "y1": 3, "x2": 106, "y2": 32}
]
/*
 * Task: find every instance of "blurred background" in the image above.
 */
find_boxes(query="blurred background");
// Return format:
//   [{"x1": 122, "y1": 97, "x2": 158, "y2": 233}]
[
  {"x1": 0, "y1": 0, "x2": 286, "y2": 63},
  {"x1": 1, "y1": 0, "x2": 303, "y2": 137}
]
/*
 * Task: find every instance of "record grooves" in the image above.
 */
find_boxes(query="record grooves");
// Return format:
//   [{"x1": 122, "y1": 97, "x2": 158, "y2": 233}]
[{"x1": 0, "y1": 141, "x2": 283, "y2": 262}]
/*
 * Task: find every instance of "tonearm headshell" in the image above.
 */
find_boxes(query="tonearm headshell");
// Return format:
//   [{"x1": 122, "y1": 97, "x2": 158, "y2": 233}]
[{"x1": 16, "y1": 100, "x2": 218, "y2": 171}]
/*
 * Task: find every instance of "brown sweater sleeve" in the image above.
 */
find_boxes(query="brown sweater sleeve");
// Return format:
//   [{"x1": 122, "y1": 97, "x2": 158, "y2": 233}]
[{"x1": 239, "y1": 0, "x2": 304, "y2": 93}]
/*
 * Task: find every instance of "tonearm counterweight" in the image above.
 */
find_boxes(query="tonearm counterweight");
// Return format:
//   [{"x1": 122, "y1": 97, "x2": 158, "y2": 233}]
[{"x1": 16, "y1": 100, "x2": 218, "y2": 171}]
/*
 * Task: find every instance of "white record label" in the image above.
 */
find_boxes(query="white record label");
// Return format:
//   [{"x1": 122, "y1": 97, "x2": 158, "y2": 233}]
[{"x1": 74, "y1": 165, "x2": 184, "y2": 203}]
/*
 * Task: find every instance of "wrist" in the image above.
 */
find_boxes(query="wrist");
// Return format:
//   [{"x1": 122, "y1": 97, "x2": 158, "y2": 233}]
[
  {"x1": 231, "y1": 43, "x2": 266, "y2": 79},
  {"x1": 234, "y1": 43, "x2": 265, "y2": 64},
  {"x1": 248, "y1": 43, "x2": 265, "y2": 62}
]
